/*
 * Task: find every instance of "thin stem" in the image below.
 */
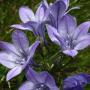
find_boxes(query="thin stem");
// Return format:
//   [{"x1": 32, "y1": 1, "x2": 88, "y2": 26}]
[{"x1": 49, "y1": 51, "x2": 60, "y2": 61}]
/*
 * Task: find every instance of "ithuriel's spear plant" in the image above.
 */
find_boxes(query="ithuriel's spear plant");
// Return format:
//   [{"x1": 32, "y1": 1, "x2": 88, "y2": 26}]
[{"x1": 0, "y1": 0, "x2": 90, "y2": 90}]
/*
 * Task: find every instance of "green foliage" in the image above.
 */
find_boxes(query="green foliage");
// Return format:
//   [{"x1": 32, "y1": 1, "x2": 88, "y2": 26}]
[{"x1": 0, "y1": 0, "x2": 90, "y2": 89}]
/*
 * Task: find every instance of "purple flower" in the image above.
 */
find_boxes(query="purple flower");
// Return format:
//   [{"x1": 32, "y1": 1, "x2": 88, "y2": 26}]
[
  {"x1": 19, "y1": 67, "x2": 58, "y2": 90},
  {"x1": 56, "y1": 0, "x2": 69, "y2": 8},
  {"x1": 11, "y1": 0, "x2": 49, "y2": 42},
  {"x1": 0, "y1": 30, "x2": 40, "y2": 81},
  {"x1": 62, "y1": 73, "x2": 90, "y2": 90},
  {"x1": 46, "y1": 14, "x2": 90, "y2": 57},
  {"x1": 48, "y1": 0, "x2": 79, "y2": 28}
]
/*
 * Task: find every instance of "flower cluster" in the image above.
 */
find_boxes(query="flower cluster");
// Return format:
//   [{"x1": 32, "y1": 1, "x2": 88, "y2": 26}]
[{"x1": 0, "y1": 0, "x2": 90, "y2": 90}]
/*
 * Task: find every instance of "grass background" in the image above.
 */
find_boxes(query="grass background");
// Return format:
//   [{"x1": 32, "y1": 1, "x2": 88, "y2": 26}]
[{"x1": 0, "y1": 0, "x2": 90, "y2": 90}]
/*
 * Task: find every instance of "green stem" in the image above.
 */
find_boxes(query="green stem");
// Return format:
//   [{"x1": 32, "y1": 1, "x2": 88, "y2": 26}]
[{"x1": 49, "y1": 51, "x2": 60, "y2": 61}]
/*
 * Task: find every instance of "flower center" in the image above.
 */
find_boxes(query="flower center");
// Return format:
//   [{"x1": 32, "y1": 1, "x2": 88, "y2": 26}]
[
  {"x1": 15, "y1": 58, "x2": 26, "y2": 65},
  {"x1": 34, "y1": 83, "x2": 50, "y2": 90},
  {"x1": 65, "y1": 35, "x2": 74, "y2": 49}
]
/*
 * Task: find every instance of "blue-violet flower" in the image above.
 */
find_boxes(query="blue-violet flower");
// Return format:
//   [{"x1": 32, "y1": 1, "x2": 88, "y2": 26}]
[
  {"x1": 0, "y1": 30, "x2": 40, "y2": 81},
  {"x1": 19, "y1": 67, "x2": 58, "y2": 90},
  {"x1": 46, "y1": 14, "x2": 90, "y2": 57},
  {"x1": 63, "y1": 73, "x2": 90, "y2": 90}
]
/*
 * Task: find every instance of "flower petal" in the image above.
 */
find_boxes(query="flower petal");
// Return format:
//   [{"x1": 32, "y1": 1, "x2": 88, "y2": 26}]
[
  {"x1": 48, "y1": 13, "x2": 56, "y2": 27},
  {"x1": 21, "y1": 21, "x2": 38, "y2": 36},
  {"x1": 57, "y1": 0, "x2": 69, "y2": 9},
  {"x1": 19, "y1": 81, "x2": 34, "y2": 90},
  {"x1": 46, "y1": 24, "x2": 60, "y2": 45},
  {"x1": 35, "y1": 1, "x2": 47, "y2": 22},
  {"x1": 74, "y1": 34, "x2": 90, "y2": 44},
  {"x1": 62, "y1": 0, "x2": 69, "y2": 9},
  {"x1": 63, "y1": 49, "x2": 78, "y2": 57},
  {"x1": 6, "y1": 66, "x2": 22, "y2": 81},
  {"x1": 0, "y1": 41, "x2": 19, "y2": 55},
  {"x1": 25, "y1": 67, "x2": 38, "y2": 84},
  {"x1": 43, "y1": 0, "x2": 48, "y2": 8},
  {"x1": 12, "y1": 30, "x2": 29, "y2": 53},
  {"x1": 73, "y1": 21, "x2": 90, "y2": 39},
  {"x1": 0, "y1": 52, "x2": 17, "y2": 68},
  {"x1": 50, "y1": 0, "x2": 66, "y2": 28},
  {"x1": 36, "y1": 23, "x2": 46, "y2": 41},
  {"x1": 19, "y1": 6, "x2": 35, "y2": 23},
  {"x1": 27, "y1": 40, "x2": 40, "y2": 59},
  {"x1": 11, "y1": 24, "x2": 32, "y2": 30},
  {"x1": 74, "y1": 39, "x2": 90, "y2": 50},
  {"x1": 58, "y1": 14, "x2": 76, "y2": 38},
  {"x1": 24, "y1": 41, "x2": 40, "y2": 67}
]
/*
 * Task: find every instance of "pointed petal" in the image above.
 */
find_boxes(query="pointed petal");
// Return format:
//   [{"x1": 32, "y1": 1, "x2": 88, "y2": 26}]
[
  {"x1": 50, "y1": 0, "x2": 66, "y2": 18},
  {"x1": 62, "y1": 0, "x2": 69, "y2": 9},
  {"x1": 50, "y1": 0, "x2": 66, "y2": 27},
  {"x1": 36, "y1": 23, "x2": 46, "y2": 41},
  {"x1": 19, "y1": 81, "x2": 34, "y2": 90},
  {"x1": 27, "y1": 40, "x2": 40, "y2": 59},
  {"x1": 12, "y1": 30, "x2": 29, "y2": 53},
  {"x1": 24, "y1": 41, "x2": 40, "y2": 67},
  {"x1": 0, "y1": 52, "x2": 17, "y2": 68},
  {"x1": 58, "y1": 14, "x2": 76, "y2": 38},
  {"x1": 43, "y1": 0, "x2": 49, "y2": 8},
  {"x1": 74, "y1": 39, "x2": 90, "y2": 50},
  {"x1": 57, "y1": 0, "x2": 69, "y2": 9},
  {"x1": 35, "y1": 1, "x2": 47, "y2": 21},
  {"x1": 73, "y1": 21, "x2": 90, "y2": 39},
  {"x1": 21, "y1": 21, "x2": 38, "y2": 36},
  {"x1": 75, "y1": 34, "x2": 90, "y2": 44},
  {"x1": 25, "y1": 67, "x2": 38, "y2": 84},
  {"x1": 0, "y1": 41, "x2": 19, "y2": 55},
  {"x1": 46, "y1": 24, "x2": 60, "y2": 45},
  {"x1": 19, "y1": 6, "x2": 35, "y2": 23},
  {"x1": 6, "y1": 66, "x2": 22, "y2": 81},
  {"x1": 63, "y1": 49, "x2": 78, "y2": 57},
  {"x1": 11, "y1": 24, "x2": 32, "y2": 30}
]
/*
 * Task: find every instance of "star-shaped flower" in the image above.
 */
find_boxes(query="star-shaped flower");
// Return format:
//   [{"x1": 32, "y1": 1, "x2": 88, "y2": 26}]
[
  {"x1": 19, "y1": 67, "x2": 58, "y2": 90},
  {"x1": 11, "y1": 0, "x2": 49, "y2": 43},
  {"x1": 0, "y1": 30, "x2": 40, "y2": 81},
  {"x1": 46, "y1": 14, "x2": 90, "y2": 57}
]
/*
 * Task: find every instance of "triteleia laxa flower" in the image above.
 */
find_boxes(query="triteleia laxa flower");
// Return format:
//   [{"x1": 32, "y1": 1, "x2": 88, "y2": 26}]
[
  {"x1": 0, "y1": 30, "x2": 40, "y2": 81},
  {"x1": 19, "y1": 67, "x2": 58, "y2": 90},
  {"x1": 11, "y1": 0, "x2": 49, "y2": 42},
  {"x1": 62, "y1": 73, "x2": 90, "y2": 90},
  {"x1": 46, "y1": 14, "x2": 90, "y2": 57}
]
